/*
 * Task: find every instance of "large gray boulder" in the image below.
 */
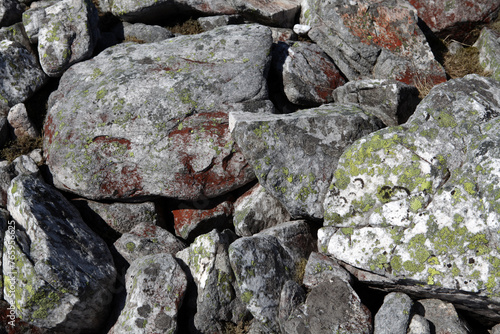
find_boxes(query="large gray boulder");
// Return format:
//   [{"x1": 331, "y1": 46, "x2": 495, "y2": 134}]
[
  {"x1": 416, "y1": 299, "x2": 469, "y2": 334},
  {"x1": 230, "y1": 103, "x2": 384, "y2": 220},
  {"x1": 44, "y1": 24, "x2": 273, "y2": 201},
  {"x1": 21, "y1": 0, "x2": 57, "y2": 43},
  {"x1": 320, "y1": 75, "x2": 500, "y2": 322},
  {"x1": 475, "y1": 27, "x2": 500, "y2": 82},
  {"x1": 374, "y1": 292, "x2": 413, "y2": 334},
  {"x1": 4, "y1": 174, "x2": 116, "y2": 332}
]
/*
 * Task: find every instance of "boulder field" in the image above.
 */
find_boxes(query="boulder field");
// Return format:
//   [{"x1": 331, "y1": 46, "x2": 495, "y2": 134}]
[{"x1": 0, "y1": 0, "x2": 499, "y2": 333}]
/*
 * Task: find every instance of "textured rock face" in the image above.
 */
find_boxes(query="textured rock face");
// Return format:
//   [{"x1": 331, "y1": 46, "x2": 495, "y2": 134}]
[
  {"x1": 301, "y1": 0, "x2": 446, "y2": 87},
  {"x1": 374, "y1": 292, "x2": 413, "y2": 334},
  {"x1": 321, "y1": 75, "x2": 500, "y2": 321},
  {"x1": 44, "y1": 24, "x2": 273, "y2": 201},
  {"x1": 416, "y1": 299, "x2": 469, "y2": 334},
  {"x1": 21, "y1": 0, "x2": 57, "y2": 44},
  {"x1": 230, "y1": 104, "x2": 384, "y2": 219},
  {"x1": 114, "y1": 22, "x2": 174, "y2": 43},
  {"x1": 475, "y1": 27, "x2": 500, "y2": 81},
  {"x1": 4, "y1": 174, "x2": 116, "y2": 332},
  {"x1": 8, "y1": 103, "x2": 39, "y2": 138}
]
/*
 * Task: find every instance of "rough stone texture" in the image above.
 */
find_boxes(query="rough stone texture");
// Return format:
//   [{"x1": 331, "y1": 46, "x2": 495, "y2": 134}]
[
  {"x1": 281, "y1": 278, "x2": 373, "y2": 334},
  {"x1": 0, "y1": 300, "x2": 57, "y2": 334},
  {"x1": 374, "y1": 292, "x2": 413, "y2": 334},
  {"x1": 273, "y1": 41, "x2": 346, "y2": 106},
  {"x1": 198, "y1": 14, "x2": 243, "y2": 31},
  {"x1": 114, "y1": 223, "x2": 185, "y2": 263},
  {"x1": 44, "y1": 24, "x2": 273, "y2": 201},
  {"x1": 301, "y1": 0, "x2": 447, "y2": 87},
  {"x1": 270, "y1": 27, "x2": 296, "y2": 42},
  {"x1": 302, "y1": 252, "x2": 352, "y2": 289},
  {"x1": 114, "y1": 22, "x2": 174, "y2": 43},
  {"x1": 278, "y1": 280, "x2": 306, "y2": 332},
  {"x1": 231, "y1": 0, "x2": 301, "y2": 28},
  {"x1": 229, "y1": 234, "x2": 295, "y2": 333},
  {"x1": 4, "y1": 174, "x2": 116, "y2": 332},
  {"x1": 38, "y1": 0, "x2": 100, "y2": 77},
  {"x1": 0, "y1": 40, "x2": 47, "y2": 107},
  {"x1": 416, "y1": 299, "x2": 468, "y2": 334},
  {"x1": 408, "y1": 0, "x2": 500, "y2": 42},
  {"x1": 230, "y1": 103, "x2": 384, "y2": 220},
  {"x1": 111, "y1": 253, "x2": 187, "y2": 334},
  {"x1": 320, "y1": 75, "x2": 500, "y2": 322},
  {"x1": 492, "y1": 323, "x2": 500, "y2": 334},
  {"x1": 0, "y1": 0, "x2": 23, "y2": 28},
  {"x1": 21, "y1": 0, "x2": 56, "y2": 43},
  {"x1": 407, "y1": 314, "x2": 431, "y2": 334},
  {"x1": 475, "y1": 27, "x2": 500, "y2": 81},
  {"x1": 176, "y1": 229, "x2": 247, "y2": 333},
  {"x1": 233, "y1": 183, "x2": 291, "y2": 237},
  {"x1": 0, "y1": 22, "x2": 34, "y2": 53},
  {"x1": 7, "y1": 103, "x2": 39, "y2": 138},
  {"x1": 172, "y1": 199, "x2": 233, "y2": 240},
  {"x1": 332, "y1": 79, "x2": 420, "y2": 126}
]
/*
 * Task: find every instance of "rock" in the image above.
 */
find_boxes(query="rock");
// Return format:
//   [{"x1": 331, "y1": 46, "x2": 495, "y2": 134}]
[
  {"x1": 198, "y1": 14, "x2": 243, "y2": 31},
  {"x1": 270, "y1": 27, "x2": 296, "y2": 42},
  {"x1": 176, "y1": 229, "x2": 247, "y2": 332},
  {"x1": 229, "y1": 234, "x2": 295, "y2": 333},
  {"x1": 475, "y1": 27, "x2": 500, "y2": 81},
  {"x1": 293, "y1": 24, "x2": 310, "y2": 35},
  {"x1": 278, "y1": 280, "x2": 306, "y2": 331},
  {"x1": 7, "y1": 103, "x2": 39, "y2": 138},
  {"x1": 492, "y1": 323, "x2": 500, "y2": 334},
  {"x1": 407, "y1": 314, "x2": 431, "y2": 334},
  {"x1": 4, "y1": 174, "x2": 116, "y2": 332},
  {"x1": 114, "y1": 223, "x2": 185, "y2": 263},
  {"x1": 273, "y1": 41, "x2": 346, "y2": 106},
  {"x1": 301, "y1": 0, "x2": 447, "y2": 87},
  {"x1": 374, "y1": 292, "x2": 413, "y2": 334},
  {"x1": 113, "y1": 22, "x2": 174, "y2": 43},
  {"x1": 38, "y1": 0, "x2": 100, "y2": 77},
  {"x1": 0, "y1": 40, "x2": 47, "y2": 107},
  {"x1": 416, "y1": 299, "x2": 468, "y2": 334},
  {"x1": 302, "y1": 252, "x2": 352, "y2": 289},
  {"x1": 320, "y1": 75, "x2": 500, "y2": 322},
  {"x1": 233, "y1": 183, "x2": 291, "y2": 236},
  {"x1": 0, "y1": 0, "x2": 23, "y2": 28},
  {"x1": 0, "y1": 300, "x2": 56, "y2": 334},
  {"x1": 21, "y1": 0, "x2": 57, "y2": 43},
  {"x1": 172, "y1": 199, "x2": 233, "y2": 241},
  {"x1": 332, "y1": 79, "x2": 420, "y2": 126},
  {"x1": 0, "y1": 22, "x2": 34, "y2": 53},
  {"x1": 231, "y1": 0, "x2": 301, "y2": 28},
  {"x1": 111, "y1": 253, "x2": 187, "y2": 334},
  {"x1": 230, "y1": 103, "x2": 384, "y2": 220},
  {"x1": 44, "y1": 24, "x2": 273, "y2": 201},
  {"x1": 408, "y1": 0, "x2": 500, "y2": 42},
  {"x1": 281, "y1": 278, "x2": 373, "y2": 334},
  {"x1": 447, "y1": 40, "x2": 464, "y2": 55},
  {"x1": 12, "y1": 154, "x2": 39, "y2": 177}
]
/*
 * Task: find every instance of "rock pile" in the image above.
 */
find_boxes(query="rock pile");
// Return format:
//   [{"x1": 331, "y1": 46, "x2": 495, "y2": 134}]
[{"x1": 0, "y1": 0, "x2": 499, "y2": 333}]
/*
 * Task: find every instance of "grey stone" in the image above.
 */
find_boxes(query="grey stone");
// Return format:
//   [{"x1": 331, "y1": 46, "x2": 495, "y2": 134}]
[
  {"x1": 231, "y1": 0, "x2": 301, "y2": 28},
  {"x1": 407, "y1": 314, "x2": 431, "y2": 334},
  {"x1": 270, "y1": 27, "x2": 296, "y2": 42},
  {"x1": 278, "y1": 280, "x2": 306, "y2": 331},
  {"x1": 303, "y1": 252, "x2": 352, "y2": 289},
  {"x1": 491, "y1": 323, "x2": 500, "y2": 334},
  {"x1": 198, "y1": 14, "x2": 242, "y2": 31},
  {"x1": 417, "y1": 299, "x2": 468, "y2": 334},
  {"x1": 0, "y1": 22, "x2": 33, "y2": 52},
  {"x1": 474, "y1": 27, "x2": 500, "y2": 81},
  {"x1": 21, "y1": 0, "x2": 56, "y2": 43},
  {"x1": 7, "y1": 103, "x2": 39, "y2": 138},
  {"x1": 0, "y1": 0, "x2": 23, "y2": 27},
  {"x1": 230, "y1": 103, "x2": 384, "y2": 220},
  {"x1": 293, "y1": 24, "x2": 310, "y2": 35},
  {"x1": 447, "y1": 40, "x2": 464, "y2": 55},
  {"x1": 374, "y1": 292, "x2": 413, "y2": 334},
  {"x1": 114, "y1": 22, "x2": 174, "y2": 43}
]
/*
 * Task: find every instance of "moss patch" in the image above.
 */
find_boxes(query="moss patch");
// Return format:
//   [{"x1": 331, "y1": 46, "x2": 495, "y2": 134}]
[
  {"x1": 166, "y1": 18, "x2": 203, "y2": 35},
  {"x1": 1, "y1": 136, "x2": 43, "y2": 163}
]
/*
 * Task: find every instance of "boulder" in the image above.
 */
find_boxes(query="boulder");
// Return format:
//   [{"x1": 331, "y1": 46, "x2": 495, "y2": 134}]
[
  {"x1": 374, "y1": 292, "x2": 413, "y2": 334},
  {"x1": 111, "y1": 253, "x2": 187, "y2": 334},
  {"x1": 475, "y1": 27, "x2": 500, "y2": 81},
  {"x1": 300, "y1": 0, "x2": 447, "y2": 87},
  {"x1": 7, "y1": 103, "x2": 39, "y2": 138},
  {"x1": 416, "y1": 299, "x2": 469, "y2": 334},
  {"x1": 321, "y1": 75, "x2": 500, "y2": 322},
  {"x1": 0, "y1": 22, "x2": 34, "y2": 53},
  {"x1": 4, "y1": 174, "x2": 116, "y2": 332},
  {"x1": 230, "y1": 0, "x2": 301, "y2": 28},
  {"x1": 0, "y1": 0, "x2": 23, "y2": 28},
  {"x1": 44, "y1": 24, "x2": 273, "y2": 201},
  {"x1": 38, "y1": 0, "x2": 100, "y2": 77},
  {"x1": 197, "y1": 14, "x2": 243, "y2": 31},
  {"x1": 21, "y1": 0, "x2": 57, "y2": 43},
  {"x1": 270, "y1": 27, "x2": 296, "y2": 42},
  {"x1": 407, "y1": 315, "x2": 431, "y2": 334},
  {"x1": 113, "y1": 22, "x2": 174, "y2": 43},
  {"x1": 278, "y1": 280, "x2": 306, "y2": 331},
  {"x1": 302, "y1": 252, "x2": 352, "y2": 289},
  {"x1": 230, "y1": 103, "x2": 384, "y2": 220}
]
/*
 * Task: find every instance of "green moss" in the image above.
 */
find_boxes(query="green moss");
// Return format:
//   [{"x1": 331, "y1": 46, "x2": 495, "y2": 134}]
[
  {"x1": 241, "y1": 290, "x2": 253, "y2": 304},
  {"x1": 390, "y1": 255, "x2": 402, "y2": 272},
  {"x1": 126, "y1": 242, "x2": 136, "y2": 252},
  {"x1": 341, "y1": 227, "x2": 353, "y2": 236}
]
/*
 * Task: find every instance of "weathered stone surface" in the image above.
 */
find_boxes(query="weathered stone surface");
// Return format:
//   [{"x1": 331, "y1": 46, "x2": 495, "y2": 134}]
[
  {"x1": 374, "y1": 292, "x2": 413, "y2": 334},
  {"x1": 230, "y1": 103, "x2": 384, "y2": 219},
  {"x1": 303, "y1": 252, "x2": 352, "y2": 289},
  {"x1": 0, "y1": 0, "x2": 23, "y2": 27},
  {"x1": 21, "y1": 0, "x2": 56, "y2": 43},
  {"x1": 492, "y1": 323, "x2": 500, "y2": 334},
  {"x1": 301, "y1": 0, "x2": 447, "y2": 87},
  {"x1": 38, "y1": 0, "x2": 100, "y2": 77},
  {"x1": 4, "y1": 174, "x2": 116, "y2": 332},
  {"x1": 0, "y1": 22, "x2": 33, "y2": 53},
  {"x1": 44, "y1": 24, "x2": 272, "y2": 201},
  {"x1": 232, "y1": 0, "x2": 301, "y2": 28},
  {"x1": 475, "y1": 27, "x2": 500, "y2": 81},
  {"x1": 111, "y1": 253, "x2": 187, "y2": 334},
  {"x1": 407, "y1": 314, "x2": 431, "y2": 334},
  {"x1": 233, "y1": 183, "x2": 291, "y2": 237},
  {"x1": 321, "y1": 75, "x2": 500, "y2": 321},
  {"x1": 7, "y1": 103, "x2": 39, "y2": 138},
  {"x1": 278, "y1": 280, "x2": 306, "y2": 331},
  {"x1": 229, "y1": 234, "x2": 295, "y2": 333},
  {"x1": 408, "y1": 0, "x2": 500, "y2": 42},
  {"x1": 176, "y1": 229, "x2": 247, "y2": 332},
  {"x1": 332, "y1": 79, "x2": 420, "y2": 126},
  {"x1": 293, "y1": 24, "x2": 310, "y2": 35},
  {"x1": 273, "y1": 41, "x2": 346, "y2": 106},
  {"x1": 114, "y1": 22, "x2": 174, "y2": 43},
  {"x1": 198, "y1": 14, "x2": 242, "y2": 31},
  {"x1": 416, "y1": 299, "x2": 468, "y2": 334},
  {"x1": 114, "y1": 223, "x2": 185, "y2": 263},
  {"x1": 0, "y1": 40, "x2": 47, "y2": 107},
  {"x1": 270, "y1": 27, "x2": 296, "y2": 42}
]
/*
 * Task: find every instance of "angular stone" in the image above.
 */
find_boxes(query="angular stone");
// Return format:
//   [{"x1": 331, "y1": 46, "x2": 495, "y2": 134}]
[
  {"x1": 332, "y1": 79, "x2": 420, "y2": 126},
  {"x1": 0, "y1": 22, "x2": 34, "y2": 53},
  {"x1": 21, "y1": 0, "x2": 56, "y2": 43},
  {"x1": 416, "y1": 299, "x2": 468, "y2": 334},
  {"x1": 44, "y1": 24, "x2": 272, "y2": 201},
  {"x1": 374, "y1": 292, "x2": 413, "y2": 334},
  {"x1": 111, "y1": 253, "x2": 187, "y2": 334},
  {"x1": 303, "y1": 252, "x2": 352, "y2": 289},
  {"x1": 407, "y1": 314, "x2": 431, "y2": 334},
  {"x1": 231, "y1": 0, "x2": 301, "y2": 28},
  {"x1": 114, "y1": 22, "x2": 174, "y2": 43},
  {"x1": 233, "y1": 183, "x2": 291, "y2": 237},
  {"x1": 270, "y1": 27, "x2": 296, "y2": 42},
  {"x1": 0, "y1": 0, "x2": 23, "y2": 27},
  {"x1": 198, "y1": 14, "x2": 243, "y2": 31},
  {"x1": 278, "y1": 280, "x2": 306, "y2": 331},
  {"x1": 8, "y1": 103, "x2": 39, "y2": 138},
  {"x1": 230, "y1": 103, "x2": 384, "y2": 219},
  {"x1": 5, "y1": 174, "x2": 116, "y2": 332},
  {"x1": 475, "y1": 27, "x2": 500, "y2": 81}
]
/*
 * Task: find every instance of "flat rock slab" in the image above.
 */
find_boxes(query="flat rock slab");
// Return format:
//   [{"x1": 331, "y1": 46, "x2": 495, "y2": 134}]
[
  {"x1": 230, "y1": 103, "x2": 384, "y2": 219},
  {"x1": 44, "y1": 24, "x2": 273, "y2": 201}
]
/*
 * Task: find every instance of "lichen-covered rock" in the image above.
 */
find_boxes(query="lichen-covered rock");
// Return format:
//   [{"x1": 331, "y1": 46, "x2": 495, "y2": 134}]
[
  {"x1": 321, "y1": 75, "x2": 500, "y2": 322},
  {"x1": 332, "y1": 79, "x2": 420, "y2": 126},
  {"x1": 111, "y1": 253, "x2": 187, "y2": 334},
  {"x1": 44, "y1": 24, "x2": 273, "y2": 201},
  {"x1": 233, "y1": 183, "x2": 291, "y2": 236},
  {"x1": 407, "y1": 314, "x2": 431, "y2": 334},
  {"x1": 8, "y1": 103, "x2": 39, "y2": 138},
  {"x1": 0, "y1": 0, "x2": 23, "y2": 28},
  {"x1": 416, "y1": 299, "x2": 469, "y2": 334},
  {"x1": 300, "y1": 0, "x2": 447, "y2": 87},
  {"x1": 302, "y1": 252, "x2": 352, "y2": 289},
  {"x1": 4, "y1": 174, "x2": 116, "y2": 332},
  {"x1": 231, "y1": 0, "x2": 301, "y2": 28},
  {"x1": 21, "y1": 0, "x2": 56, "y2": 43},
  {"x1": 229, "y1": 234, "x2": 295, "y2": 333},
  {"x1": 38, "y1": 0, "x2": 100, "y2": 77},
  {"x1": 475, "y1": 27, "x2": 500, "y2": 82},
  {"x1": 113, "y1": 22, "x2": 174, "y2": 43},
  {"x1": 230, "y1": 103, "x2": 384, "y2": 219},
  {"x1": 0, "y1": 22, "x2": 34, "y2": 53},
  {"x1": 278, "y1": 280, "x2": 306, "y2": 332},
  {"x1": 176, "y1": 229, "x2": 248, "y2": 332},
  {"x1": 374, "y1": 292, "x2": 413, "y2": 334},
  {"x1": 114, "y1": 223, "x2": 185, "y2": 263},
  {"x1": 0, "y1": 40, "x2": 47, "y2": 107},
  {"x1": 270, "y1": 27, "x2": 296, "y2": 42},
  {"x1": 198, "y1": 14, "x2": 243, "y2": 31},
  {"x1": 273, "y1": 41, "x2": 346, "y2": 106}
]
